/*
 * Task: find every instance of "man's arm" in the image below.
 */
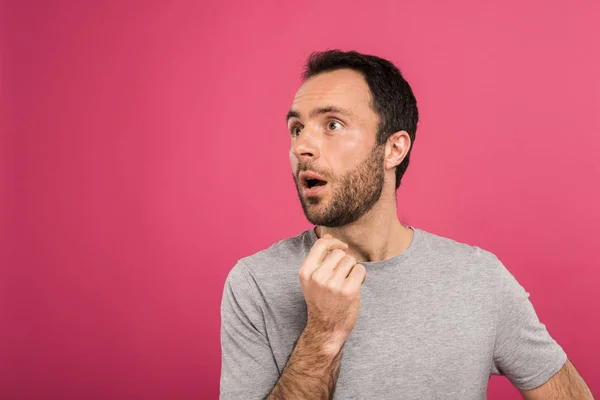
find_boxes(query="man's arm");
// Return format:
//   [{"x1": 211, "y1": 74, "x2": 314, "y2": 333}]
[
  {"x1": 268, "y1": 234, "x2": 366, "y2": 400},
  {"x1": 220, "y1": 262, "x2": 281, "y2": 399},
  {"x1": 520, "y1": 360, "x2": 594, "y2": 400},
  {"x1": 267, "y1": 325, "x2": 343, "y2": 399}
]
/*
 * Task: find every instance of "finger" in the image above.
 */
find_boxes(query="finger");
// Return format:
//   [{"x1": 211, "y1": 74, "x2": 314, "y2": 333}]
[
  {"x1": 301, "y1": 237, "x2": 348, "y2": 277},
  {"x1": 318, "y1": 234, "x2": 340, "y2": 262},
  {"x1": 345, "y1": 263, "x2": 367, "y2": 288},
  {"x1": 314, "y1": 249, "x2": 347, "y2": 278},
  {"x1": 331, "y1": 255, "x2": 357, "y2": 282},
  {"x1": 319, "y1": 234, "x2": 343, "y2": 263}
]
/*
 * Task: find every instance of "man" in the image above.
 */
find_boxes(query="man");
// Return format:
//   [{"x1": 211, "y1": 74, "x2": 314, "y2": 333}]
[{"x1": 220, "y1": 50, "x2": 593, "y2": 399}]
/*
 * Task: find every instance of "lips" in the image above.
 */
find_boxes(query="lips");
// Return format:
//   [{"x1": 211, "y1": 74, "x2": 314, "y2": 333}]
[{"x1": 299, "y1": 171, "x2": 328, "y2": 197}]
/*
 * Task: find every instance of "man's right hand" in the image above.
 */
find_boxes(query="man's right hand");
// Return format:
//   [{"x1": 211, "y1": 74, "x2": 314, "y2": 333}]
[
  {"x1": 266, "y1": 234, "x2": 366, "y2": 399},
  {"x1": 298, "y1": 233, "x2": 366, "y2": 354}
]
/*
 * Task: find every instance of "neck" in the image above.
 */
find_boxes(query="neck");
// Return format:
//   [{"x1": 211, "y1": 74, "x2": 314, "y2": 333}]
[{"x1": 315, "y1": 190, "x2": 414, "y2": 263}]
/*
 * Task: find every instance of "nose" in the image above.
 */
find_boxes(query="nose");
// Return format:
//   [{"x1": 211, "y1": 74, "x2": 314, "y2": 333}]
[{"x1": 291, "y1": 128, "x2": 320, "y2": 164}]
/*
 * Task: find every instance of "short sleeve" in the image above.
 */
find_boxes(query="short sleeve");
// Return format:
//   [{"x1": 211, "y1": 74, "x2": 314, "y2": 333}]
[
  {"x1": 490, "y1": 263, "x2": 567, "y2": 390},
  {"x1": 220, "y1": 261, "x2": 280, "y2": 399}
]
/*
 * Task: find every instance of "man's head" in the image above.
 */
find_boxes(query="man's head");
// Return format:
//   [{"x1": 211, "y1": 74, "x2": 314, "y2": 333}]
[{"x1": 287, "y1": 50, "x2": 419, "y2": 227}]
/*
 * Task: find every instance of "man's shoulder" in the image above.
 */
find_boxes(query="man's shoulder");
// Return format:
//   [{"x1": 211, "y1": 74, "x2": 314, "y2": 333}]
[
  {"x1": 416, "y1": 227, "x2": 504, "y2": 274},
  {"x1": 224, "y1": 229, "x2": 311, "y2": 299},
  {"x1": 235, "y1": 229, "x2": 312, "y2": 276},
  {"x1": 412, "y1": 228, "x2": 507, "y2": 301}
]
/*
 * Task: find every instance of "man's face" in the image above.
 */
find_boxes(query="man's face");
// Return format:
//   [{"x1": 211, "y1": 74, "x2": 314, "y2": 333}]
[{"x1": 287, "y1": 69, "x2": 385, "y2": 227}]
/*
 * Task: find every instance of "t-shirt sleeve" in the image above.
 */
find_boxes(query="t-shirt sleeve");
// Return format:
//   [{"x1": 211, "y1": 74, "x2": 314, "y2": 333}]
[
  {"x1": 490, "y1": 263, "x2": 567, "y2": 390},
  {"x1": 220, "y1": 261, "x2": 280, "y2": 399}
]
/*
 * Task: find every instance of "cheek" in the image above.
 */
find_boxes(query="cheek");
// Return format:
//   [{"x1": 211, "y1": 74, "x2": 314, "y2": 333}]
[
  {"x1": 325, "y1": 137, "x2": 365, "y2": 174},
  {"x1": 289, "y1": 150, "x2": 298, "y2": 170}
]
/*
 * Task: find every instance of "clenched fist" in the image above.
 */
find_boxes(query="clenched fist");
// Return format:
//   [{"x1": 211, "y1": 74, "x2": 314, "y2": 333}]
[{"x1": 298, "y1": 234, "x2": 366, "y2": 354}]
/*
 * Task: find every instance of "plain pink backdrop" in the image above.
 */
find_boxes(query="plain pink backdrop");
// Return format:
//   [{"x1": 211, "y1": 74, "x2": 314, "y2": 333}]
[{"x1": 2, "y1": 0, "x2": 599, "y2": 398}]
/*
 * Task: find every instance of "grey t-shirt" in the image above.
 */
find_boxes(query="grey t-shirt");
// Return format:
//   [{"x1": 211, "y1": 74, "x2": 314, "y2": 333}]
[{"x1": 220, "y1": 227, "x2": 566, "y2": 399}]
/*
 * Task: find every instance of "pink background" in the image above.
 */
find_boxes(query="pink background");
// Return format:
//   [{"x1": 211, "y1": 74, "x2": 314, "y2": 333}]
[{"x1": 2, "y1": 0, "x2": 599, "y2": 398}]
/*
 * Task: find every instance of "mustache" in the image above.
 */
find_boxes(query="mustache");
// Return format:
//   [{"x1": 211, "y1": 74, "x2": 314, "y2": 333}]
[{"x1": 296, "y1": 164, "x2": 331, "y2": 180}]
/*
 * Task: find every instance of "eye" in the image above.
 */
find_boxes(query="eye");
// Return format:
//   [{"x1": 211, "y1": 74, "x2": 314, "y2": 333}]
[
  {"x1": 327, "y1": 120, "x2": 343, "y2": 131},
  {"x1": 291, "y1": 125, "x2": 302, "y2": 137}
]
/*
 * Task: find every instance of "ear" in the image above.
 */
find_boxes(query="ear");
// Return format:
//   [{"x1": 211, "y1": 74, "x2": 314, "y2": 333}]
[{"x1": 384, "y1": 130, "x2": 411, "y2": 171}]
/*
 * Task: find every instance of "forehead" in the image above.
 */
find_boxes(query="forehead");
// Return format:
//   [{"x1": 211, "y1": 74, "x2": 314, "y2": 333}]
[{"x1": 291, "y1": 69, "x2": 372, "y2": 115}]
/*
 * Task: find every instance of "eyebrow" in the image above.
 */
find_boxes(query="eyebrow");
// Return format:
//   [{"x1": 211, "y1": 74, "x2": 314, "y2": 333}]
[{"x1": 286, "y1": 106, "x2": 352, "y2": 122}]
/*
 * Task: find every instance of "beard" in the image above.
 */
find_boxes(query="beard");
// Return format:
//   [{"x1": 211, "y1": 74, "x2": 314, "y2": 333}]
[{"x1": 293, "y1": 144, "x2": 385, "y2": 227}]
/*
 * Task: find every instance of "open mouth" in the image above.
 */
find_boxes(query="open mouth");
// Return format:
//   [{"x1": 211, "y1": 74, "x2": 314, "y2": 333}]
[
  {"x1": 299, "y1": 172, "x2": 329, "y2": 196},
  {"x1": 304, "y1": 177, "x2": 328, "y2": 189}
]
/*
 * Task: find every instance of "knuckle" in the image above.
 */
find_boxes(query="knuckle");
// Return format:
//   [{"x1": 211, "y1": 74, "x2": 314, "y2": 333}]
[
  {"x1": 316, "y1": 238, "x2": 329, "y2": 246},
  {"x1": 326, "y1": 280, "x2": 342, "y2": 292},
  {"x1": 313, "y1": 272, "x2": 327, "y2": 286},
  {"x1": 311, "y1": 241, "x2": 324, "y2": 251},
  {"x1": 331, "y1": 249, "x2": 345, "y2": 257},
  {"x1": 298, "y1": 270, "x2": 309, "y2": 282},
  {"x1": 344, "y1": 255, "x2": 356, "y2": 264}
]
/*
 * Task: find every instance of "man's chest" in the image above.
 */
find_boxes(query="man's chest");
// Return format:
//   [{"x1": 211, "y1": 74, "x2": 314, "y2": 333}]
[{"x1": 264, "y1": 281, "x2": 497, "y2": 399}]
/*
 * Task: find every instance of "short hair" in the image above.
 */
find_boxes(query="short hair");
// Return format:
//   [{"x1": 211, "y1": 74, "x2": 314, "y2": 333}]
[{"x1": 303, "y1": 50, "x2": 419, "y2": 190}]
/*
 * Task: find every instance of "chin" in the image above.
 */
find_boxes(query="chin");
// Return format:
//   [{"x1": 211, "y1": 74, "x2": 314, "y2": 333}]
[{"x1": 303, "y1": 206, "x2": 326, "y2": 224}]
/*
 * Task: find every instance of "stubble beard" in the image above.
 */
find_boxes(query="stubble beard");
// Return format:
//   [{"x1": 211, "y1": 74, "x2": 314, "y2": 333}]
[{"x1": 294, "y1": 144, "x2": 386, "y2": 228}]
